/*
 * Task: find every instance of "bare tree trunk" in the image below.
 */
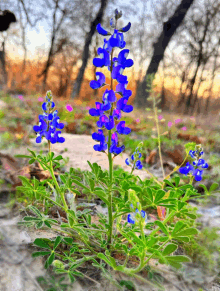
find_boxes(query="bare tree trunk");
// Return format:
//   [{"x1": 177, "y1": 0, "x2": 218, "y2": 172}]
[
  {"x1": 135, "y1": 0, "x2": 194, "y2": 108},
  {"x1": 184, "y1": 11, "x2": 210, "y2": 114},
  {"x1": 71, "y1": 0, "x2": 108, "y2": 99},
  {"x1": 0, "y1": 40, "x2": 8, "y2": 91}
]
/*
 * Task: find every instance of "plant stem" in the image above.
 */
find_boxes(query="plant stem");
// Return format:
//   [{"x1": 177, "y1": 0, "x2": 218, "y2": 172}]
[
  {"x1": 48, "y1": 140, "x2": 68, "y2": 212},
  {"x1": 107, "y1": 48, "x2": 114, "y2": 248},
  {"x1": 154, "y1": 106, "x2": 165, "y2": 179}
]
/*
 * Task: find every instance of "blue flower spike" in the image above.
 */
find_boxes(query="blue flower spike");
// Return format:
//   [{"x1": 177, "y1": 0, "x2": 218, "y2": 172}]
[
  {"x1": 125, "y1": 146, "x2": 143, "y2": 172},
  {"x1": 179, "y1": 145, "x2": 208, "y2": 182},
  {"x1": 33, "y1": 91, "x2": 65, "y2": 144},
  {"x1": 89, "y1": 11, "x2": 133, "y2": 157}
]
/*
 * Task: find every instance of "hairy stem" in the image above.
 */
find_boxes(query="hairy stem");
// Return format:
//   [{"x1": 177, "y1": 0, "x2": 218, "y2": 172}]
[
  {"x1": 48, "y1": 140, "x2": 68, "y2": 212},
  {"x1": 107, "y1": 48, "x2": 114, "y2": 248},
  {"x1": 154, "y1": 106, "x2": 165, "y2": 179}
]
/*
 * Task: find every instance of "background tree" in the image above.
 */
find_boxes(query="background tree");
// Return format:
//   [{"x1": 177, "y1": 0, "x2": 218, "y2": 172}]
[{"x1": 135, "y1": 0, "x2": 194, "y2": 108}]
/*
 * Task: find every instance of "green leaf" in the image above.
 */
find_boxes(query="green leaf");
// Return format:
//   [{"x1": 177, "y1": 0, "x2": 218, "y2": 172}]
[
  {"x1": 53, "y1": 155, "x2": 63, "y2": 161},
  {"x1": 36, "y1": 221, "x2": 44, "y2": 229},
  {"x1": 48, "y1": 252, "x2": 55, "y2": 266},
  {"x1": 87, "y1": 160, "x2": 93, "y2": 171},
  {"x1": 166, "y1": 255, "x2": 191, "y2": 263},
  {"x1": 28, "y1": 206, "x2": 43, "y2": 218},
  {"x1": 198, "y1": 184, "x2": 208, "y2": 193},
  {"x1": 32, "y1": 251, "x2": 51, "y2": 257},
  {"x1": 72, "y1": 179, "x2": 90, "y2": 191},
  {"x1": 173, "y1": 236, "x2": 190, "y2": 242},
  {"x1": 167, "y1": 260, "x2": 182, "y2": 269},
  {"x1": 162, "y1": 244, "x2": 178, "y2": 256},
  {"x1": 29, "y1": 158, "x2": 35, "y2": 164},
  {"x1": 155, "y1": 221, "x2": 169, "y2": 235},
  {"x1": 18, "y1": 176, "x2": 32, "y2": 187},
  {"x1": 186, "y1": 213, "x2": 197, "y2": 219},
  {"x1": 68, "y1": 272, "x2": 75, "y2": 283},
  {"x1": 146, "y1": 187, "x2": 153, "y2": 202},
  {"x1": 44, "y1": 221, "x2": 52, "y2": 228},
  {"x1": 154, "y1": 190, "x2": 166, "y2": 203},
  {"x1": 97, "y1": 253, "x2": 113, "y2": 268},
  {"x1": 163, "y1": 179, "x2": 175, "y2": 188},
  {"x1": 174, "y1": 176, "x2": 180, "y2": 187},
  {"x1": 15, "y1": 154, "x2": 32, "y2": 158},
  {"x1": 53, "y1": 236, "x2": 63, "y2": 250},
  {"x1": 27, "y1": 148, "x2": 36, "y2": 157},
  {"x1": 209, "y1": 182, "x2": 219, "y2": 192},
  {"x1": 89, "y1": 179, "x2": 95, "y2": 191},
  {"x1": 172, "y1": 221, "x2": 186, "y2": 235},
  {"x1": 129, "y1": 186, "x2": 142, "y2": 193},
  {"x1": 34, "y1": 238, "x2": 51, "y2": 249},
  {"x1": 60, "y1": 175, "x2": 67, "y2": 184},
  {"x1": 178, "y1": 201, "x2": 186, "y2": 211},
  {"x1": 23, "y1": 216, "x2": 40, "y2": 221},
  {"x1": 173, "y1": 228, "x2": 198, "y2": 237},
  {"x1": 94, "y1": 190, "x2": 109, "y2": 205},
  {"x1": 63, "y1": 237, "x2": 73, "y2": 245}
]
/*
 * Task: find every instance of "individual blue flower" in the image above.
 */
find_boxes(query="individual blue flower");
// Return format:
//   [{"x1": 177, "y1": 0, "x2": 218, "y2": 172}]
[
  {"x1": 193, "y1": 169, "x2": 203, "y2": 181},
  {"x1": 136, "y1": 160, "x2": 143, "y2": 170},
  {"x1": 118, "y1": 22, "x2": 131, "y2": 33},
  {"x1": 109, "y1": 29, "x2": 121, "y2": 47},
  {"x1": 117, "y1": 121, "x2": 131, "y2": 135},
  {"x1": 89, "y1": 102, "x2": 103, "y2": 116},
  {"x1": 114, "y1": 49, "x2": 133, "y2": 68},
  {"x1": 179, "y1": 162, "x2": 194, "y2": 175},
  {"x1": 113, "y1": 108, "x2": 121, "y2": 120},
  {"x1": 93, "y1": 48, "x2": 110, "y2": 67},
  {"x1": 112, "y1": 65, "x2": 127, "y2": 84},
  {"x1": 103, "y1": 38, "x2": 112, "y2": 53},
  {"x1": 105, "y1": 115, "x2": 115, "y2": 130},
  {"x1": 92, "y1": 129, "x2": 107, "y2": 152},
  {"x1": 116, "y1": 82, "x2": 132, "y2": 98},
  {"x1": 103, "y1": 89, "x2": 116, "y2": 103},
  {"x1": 90, "y1": 72, "x2": 106, "y2": 89},
  {"x1": 50, "y1": 116, "x2": 64, "y2": 130},
  {"x1": 116, "y1": 97, "x2": 133, "y2": 113},
  {"x1": 96, "y1": 23, "x2": 111, "y2": 36},
  {"x1": 110, "y1": 132, "x2": 125, "y2": 155},
  {"x1": 97, "y1": 115, "x2": 108, "y2": 128}
]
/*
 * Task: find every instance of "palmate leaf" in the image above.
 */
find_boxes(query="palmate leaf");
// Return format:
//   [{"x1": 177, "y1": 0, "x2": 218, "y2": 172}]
[
  {"x1": 154, "y1": 190, "x2": 166, "y2": 204},
  {"x1": 172, "y1": 221, "x2": 186, "y2": 235}
]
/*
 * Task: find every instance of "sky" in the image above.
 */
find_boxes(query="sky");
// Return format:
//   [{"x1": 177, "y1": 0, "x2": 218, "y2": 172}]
[{"x1": 5, "y1": 0, "x2": 144, "y2": 61}]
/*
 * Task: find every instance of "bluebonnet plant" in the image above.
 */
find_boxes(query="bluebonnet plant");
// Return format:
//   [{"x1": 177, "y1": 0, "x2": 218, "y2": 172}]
[
  {"x1": 33, "y1": 91, "x2": 65, "y2": 144},
  {"x1": 179, "y1": 145, "x2": 208, "y2": 181},
  {"x1": 89, "y1": 9, "x2": 133, "y2": 157},
  {"x1": 127, "y1": 203, "x2": 148, "y2": 225}
]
